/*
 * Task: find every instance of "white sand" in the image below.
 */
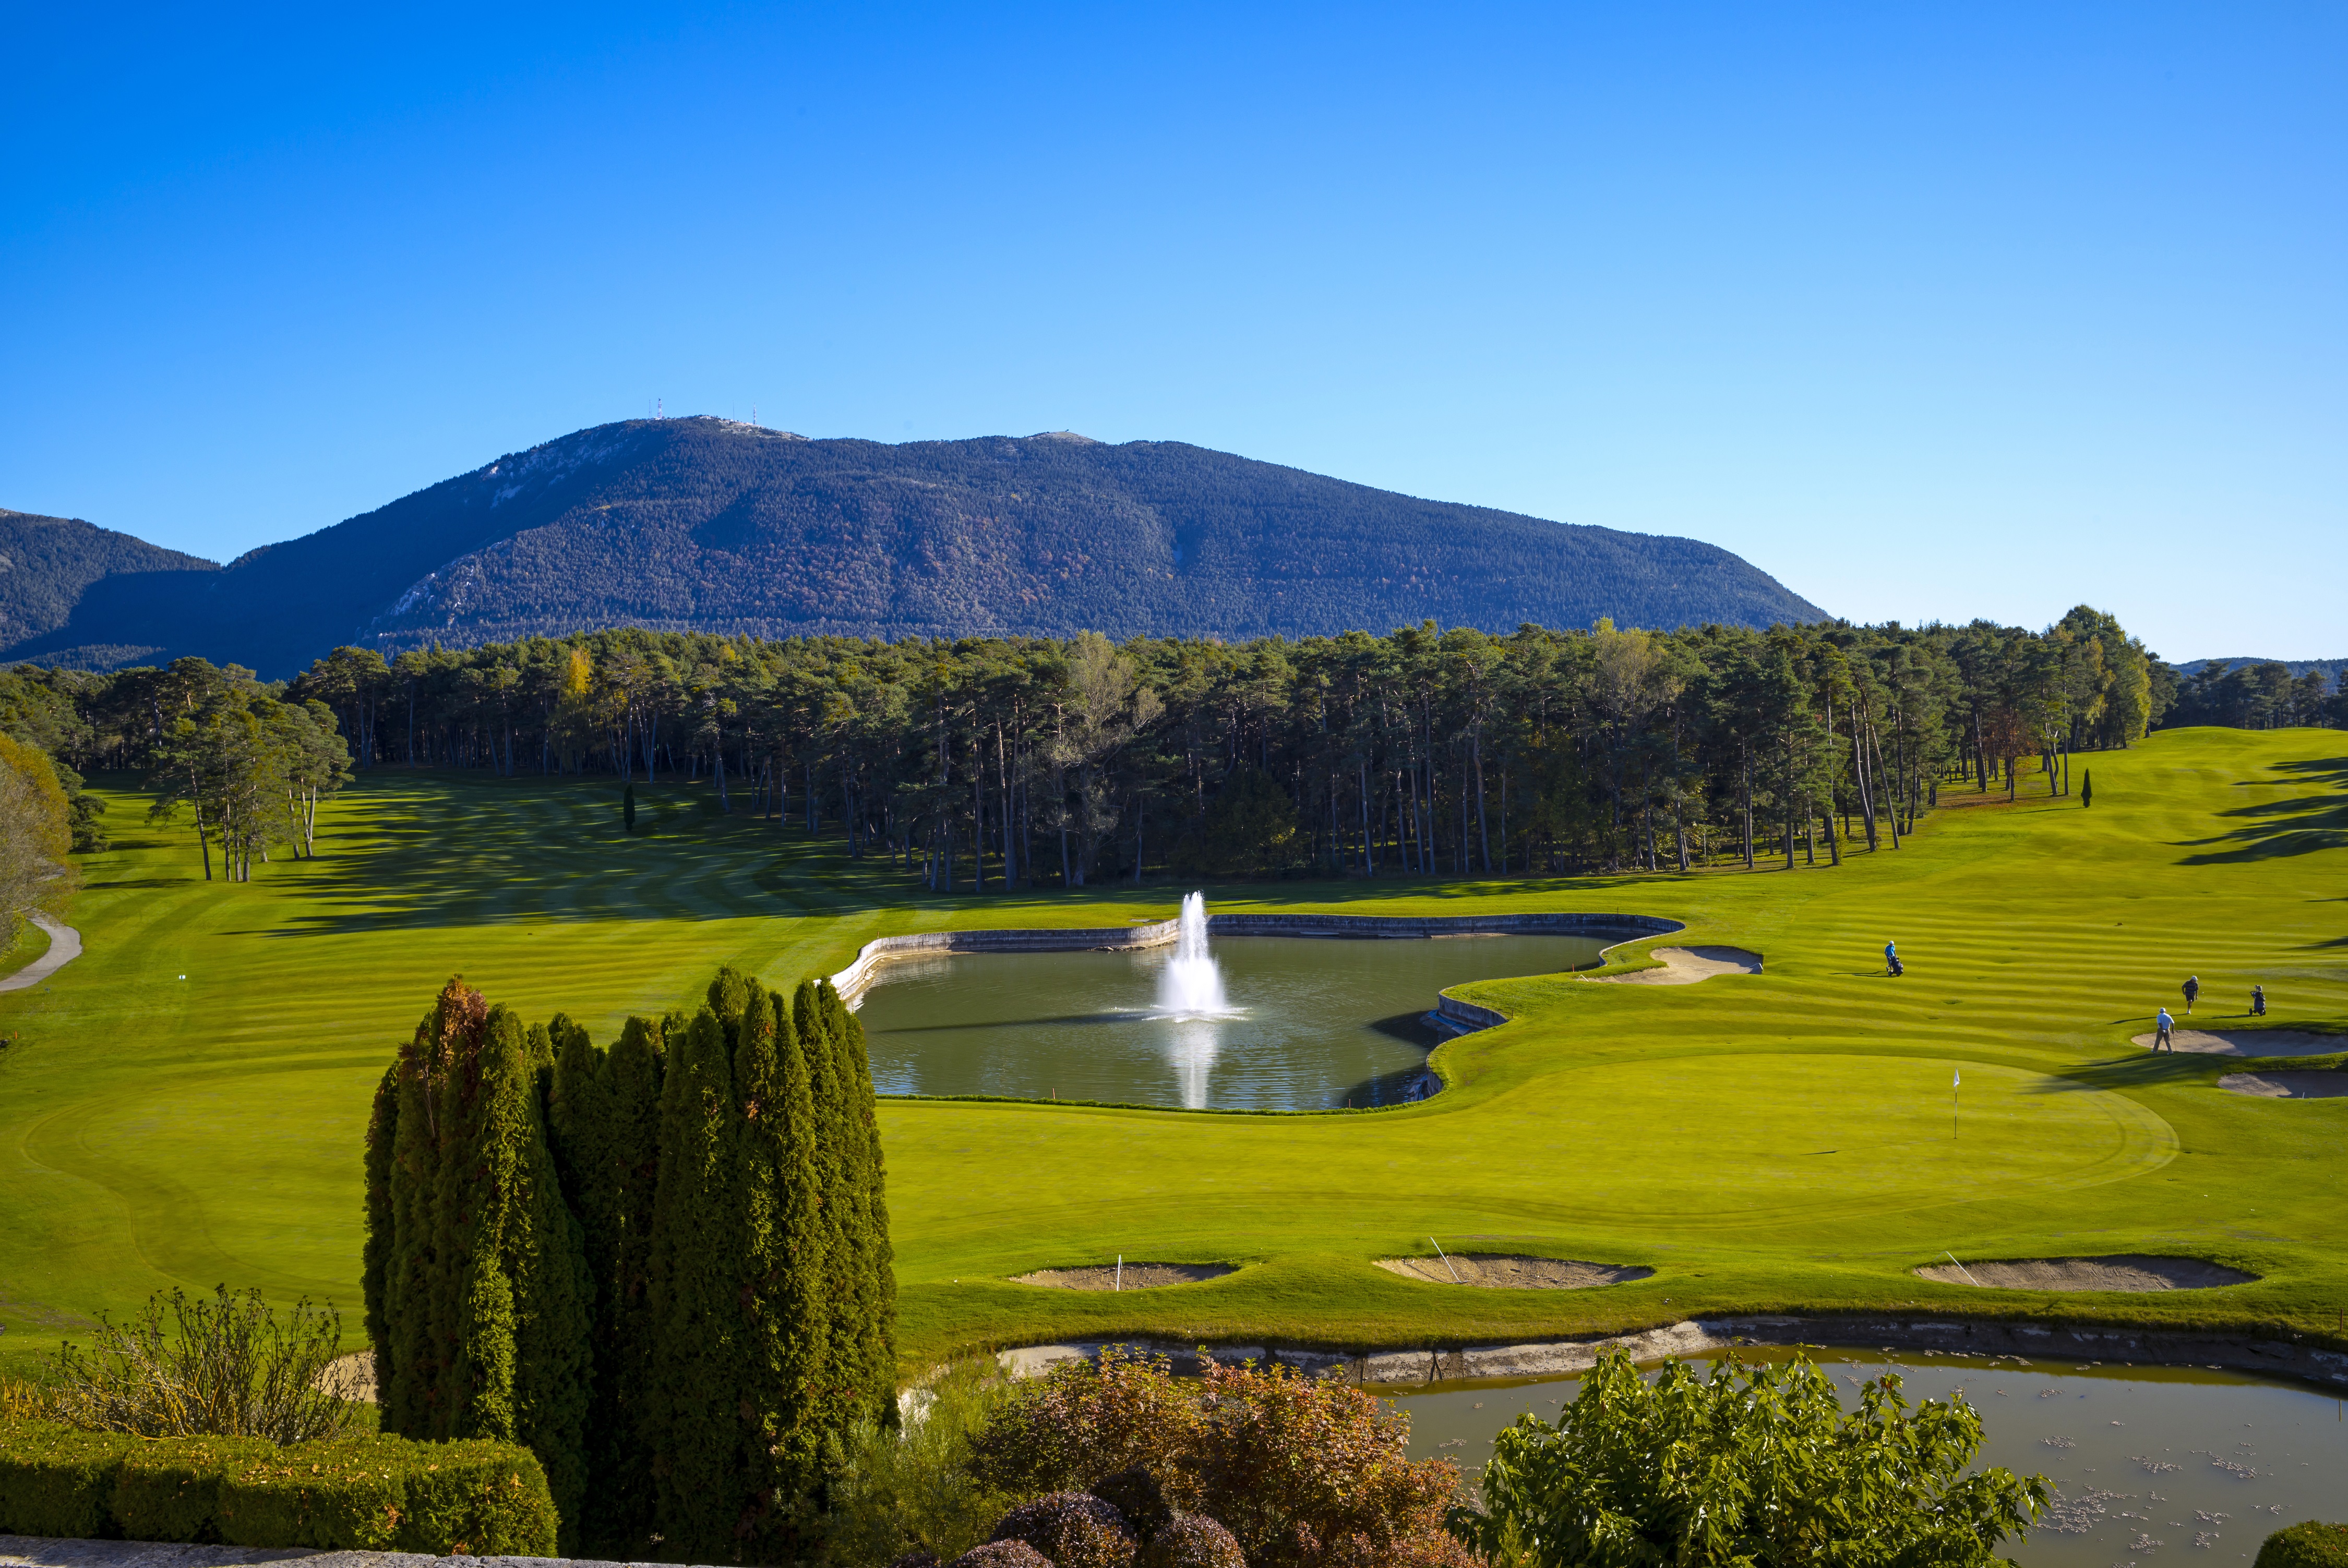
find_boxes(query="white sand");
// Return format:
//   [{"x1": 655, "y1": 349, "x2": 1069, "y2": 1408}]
[
  {"x1": 2128, "y1": 1028, "x2": 2344, "y2": 1056},
  {"x1": 1915, "y1": 1255, "x2": 2256, "y2": 1292},
  {"x1": 1375, "y1": 1253, "x2": 1653, "y2": 1289},
  {"x1": 2219, "y1": 1070, "x2": 2348, "y2": 1099},
  {"x1": 1013, "y1": 1262, "x2": 1236, "y2": 1290},
  {"x1": 1589, "y1": 946, "x2": 1762, "y2": 986}
]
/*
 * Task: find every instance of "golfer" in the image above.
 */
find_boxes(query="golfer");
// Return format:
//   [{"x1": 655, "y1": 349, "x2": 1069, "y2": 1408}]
[
  {"x1": 2182, "y1": 974, "x2": 2200, "y2": 1015},
  {"x1": 1884, "y1": 939, "x2": 1902, "y2": 976},
  {"x1": 2154, "y1": 1006, "x2": 2176, "y2": 1052}
]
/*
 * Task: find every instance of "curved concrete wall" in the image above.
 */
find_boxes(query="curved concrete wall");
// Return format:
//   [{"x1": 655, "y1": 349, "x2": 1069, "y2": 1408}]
[{"x1": 831, "y1": 909, "x2": 1681, "y2": 1008}]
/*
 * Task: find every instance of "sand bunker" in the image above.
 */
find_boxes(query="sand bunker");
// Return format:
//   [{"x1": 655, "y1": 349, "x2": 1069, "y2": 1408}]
[
  {"x1": 1375, "y1": 1253, "x2": 1654, "y2": 1289},
  {"x1": 1915, "y1": 1255, "x2": 2257, "y2": 1292},
  {"x1": 2219, "y1": 1070, "x2": 2348, "y2": 1099},
  {"x1": 1590, "y1": 946, "x2": 1762, "y2": 986},
  {"x1": 1013, "y1": 1262, "x2": 1236, "y2": 1290},
  {"x1": 2128, "y1": 1028, "x2": 2344, "y2": 1057},
  {"x1": 319, "y1": 1351, "x2": 376, "y2": 1401}
]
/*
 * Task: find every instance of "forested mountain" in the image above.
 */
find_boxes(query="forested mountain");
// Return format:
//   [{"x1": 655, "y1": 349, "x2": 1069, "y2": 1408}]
[
  {"x1": 0, "y1": 509, "x2": 216, "y2": 667},
  {"x1": 1, "y1": 418, "x2": 1824, "y2": 678}
]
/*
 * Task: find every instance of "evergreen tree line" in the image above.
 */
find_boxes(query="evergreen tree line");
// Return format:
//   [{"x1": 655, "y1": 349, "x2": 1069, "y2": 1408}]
[
  {"x1": 2, "y1": 657, "x2": 351, "y2": 878},
  {"x1": 2160, "y1": 660, "x2": 2341, "y2": 731},
  {"x1": 286, "y1": 606, "x2": 2166, "y2": 879},
  {"x1": 19, "y1": 601, "x2": 2335, "y2": 885},
  {"x1": 362, "y1": 968, "x2": 897, "y2": 1564}
]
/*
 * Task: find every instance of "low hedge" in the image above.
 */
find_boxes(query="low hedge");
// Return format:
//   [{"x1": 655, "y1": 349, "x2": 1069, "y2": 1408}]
[
  {"x1": 0, "y1": 1420, "x2": 557, "y2": 1555},
  {"x1": 2259, "y1": 1523, "x2": 2348, "y2": 1568}
]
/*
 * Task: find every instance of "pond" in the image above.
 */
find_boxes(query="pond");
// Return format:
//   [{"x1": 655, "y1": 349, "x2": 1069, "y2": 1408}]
[
  {"x1": 854, "y1": 913, "x2": 1615, "y2": 1110},
  {"x1": 1391, "y1": 1347, "x2": 2348, "y2": 1568}
]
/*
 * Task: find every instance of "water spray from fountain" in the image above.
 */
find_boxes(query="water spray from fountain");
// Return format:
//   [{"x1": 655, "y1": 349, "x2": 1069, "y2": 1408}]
[{"x1": 1154, "y1": 891, "x2": 1231, "y2": 1018}]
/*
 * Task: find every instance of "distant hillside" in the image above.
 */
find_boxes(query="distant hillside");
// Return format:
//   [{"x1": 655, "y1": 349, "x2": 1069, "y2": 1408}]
[
  {"x1": 3, "y1": 419, "x2": 1826, "y2": 678},
  {"x1": 2178, "y1": 657, "x2": 2346, "y2": 682},
  {"x1": 0, "y1": 509, "x2": 217, "y2": 667}
]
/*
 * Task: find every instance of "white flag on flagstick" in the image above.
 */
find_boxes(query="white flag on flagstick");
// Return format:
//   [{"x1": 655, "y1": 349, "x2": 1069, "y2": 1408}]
[{"x1": 1954, "y1": 1069, "x2": 1961, "y2": 1088}]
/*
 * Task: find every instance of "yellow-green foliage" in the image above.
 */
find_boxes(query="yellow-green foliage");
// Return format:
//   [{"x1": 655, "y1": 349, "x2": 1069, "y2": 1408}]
[
  {"x1": 2259, "y1": 1523, "x2": 2348, "y2": 1568},
  {"x1": 0, "y1": 1419, "x2": 557, "y2": 1555}
]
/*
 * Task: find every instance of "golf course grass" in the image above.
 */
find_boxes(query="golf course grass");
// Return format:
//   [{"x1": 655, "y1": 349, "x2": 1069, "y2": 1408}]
[{"x1": 1, "y1": 727, "x2": 2342, "y2": 1380}]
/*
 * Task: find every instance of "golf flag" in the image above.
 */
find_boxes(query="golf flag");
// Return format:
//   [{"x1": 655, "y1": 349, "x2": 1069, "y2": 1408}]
[{"x1": 1954, "y1": 1069, "x2": 1960, "y2": 1088}]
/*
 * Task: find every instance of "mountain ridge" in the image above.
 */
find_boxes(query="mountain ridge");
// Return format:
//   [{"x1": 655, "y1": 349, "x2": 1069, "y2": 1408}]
[{"x1": 4, "y1": 418, "x2": 1827, "y2": 678}]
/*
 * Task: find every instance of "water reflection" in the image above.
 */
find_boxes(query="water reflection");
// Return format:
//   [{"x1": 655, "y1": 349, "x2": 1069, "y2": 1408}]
[{"x1": 1166, "y1": 1016, "x2": 1220, "y2": 1109}]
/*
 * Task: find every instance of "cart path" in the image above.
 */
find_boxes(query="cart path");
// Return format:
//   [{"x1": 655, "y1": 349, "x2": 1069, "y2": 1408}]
[{"x1": 0, "y1": 914, "x2": 81, "y2": 993}]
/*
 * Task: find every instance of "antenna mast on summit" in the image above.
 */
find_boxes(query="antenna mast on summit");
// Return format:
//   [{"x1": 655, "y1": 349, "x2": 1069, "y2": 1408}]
[{"x1": 656, "y1": 397, "x2": 663, "y2": 420}]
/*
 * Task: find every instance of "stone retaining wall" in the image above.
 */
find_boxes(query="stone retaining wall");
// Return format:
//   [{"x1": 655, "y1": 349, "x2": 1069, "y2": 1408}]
[
  {"x1": 831, "y1": 910, "x2": 1678, "y2": 1007},
  {"x1": 992, "y1": 1312, "x2": 2348, "y2": 1392}
]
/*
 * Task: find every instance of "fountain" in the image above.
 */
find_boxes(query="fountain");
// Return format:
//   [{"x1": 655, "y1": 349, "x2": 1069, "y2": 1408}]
[
  {"x1": 1154, "y1": 891, "x2": 1231, "y2": 1017},
  {"x1": 854, "y1": 899, "x2": 1622, "y2": 1110}
]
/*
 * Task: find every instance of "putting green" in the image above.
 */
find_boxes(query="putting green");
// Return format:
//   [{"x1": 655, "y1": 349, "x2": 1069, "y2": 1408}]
[{"x1": 1, "y1": 726, "x2": 2342, "y2": 1376}]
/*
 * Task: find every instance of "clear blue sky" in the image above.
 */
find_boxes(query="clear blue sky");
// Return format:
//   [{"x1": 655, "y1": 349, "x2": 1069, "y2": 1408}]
[{"x1": 5, "y1": 3, "x2": 2341, "y2": 660}]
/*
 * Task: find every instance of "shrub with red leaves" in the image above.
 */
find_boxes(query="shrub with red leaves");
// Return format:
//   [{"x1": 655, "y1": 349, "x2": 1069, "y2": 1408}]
[
  {"x1": 989, "y1": 1491, "x2": 1137, "y2": 1568},
  {"x1": 951, "y1": 1543, "x2": 1051, "y2": 1568},
  {"x1": 969, "y1": 1348, "x2": 1474, "y2": 1568},
  {"x1": 1140, "y1": 1513, "x2": 1245, "y2": 1568}
]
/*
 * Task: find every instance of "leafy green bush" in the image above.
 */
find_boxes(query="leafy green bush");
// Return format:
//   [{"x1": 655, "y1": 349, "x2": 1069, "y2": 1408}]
[
  {"x1": 2258, "y1": 1522, "x2": 2348, "y2": 1568},
  {"x1": 0, "y1": 1420, "x2": 557, "y2": 1555},
  {"x1": 1451, "y1": 1349, "x2": 2049, "y2": 1568},
  {"x1": 112, "y1": 1433, "x2": 273, "y2": 1541},
  {"x1": 825, "y1": 1358, "x2": 1020, "y2": 1566},
  {"x1": 0, "y1": 1424, "x2": 135, "y2": 1538}
]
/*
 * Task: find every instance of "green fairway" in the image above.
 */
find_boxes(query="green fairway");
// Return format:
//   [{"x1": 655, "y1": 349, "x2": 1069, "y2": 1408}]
[{"x1": 2, "y1": 727, "x2": 2343, "y2": 1377}]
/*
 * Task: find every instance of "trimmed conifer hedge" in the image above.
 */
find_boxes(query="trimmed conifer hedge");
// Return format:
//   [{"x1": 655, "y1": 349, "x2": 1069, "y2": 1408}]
[
  {"x1": 363, "y1": 969, "x2": 897, "y2": 1563},
  {"x1": 0, "y1": 1420, "x2": 558, "y2": 1555}
]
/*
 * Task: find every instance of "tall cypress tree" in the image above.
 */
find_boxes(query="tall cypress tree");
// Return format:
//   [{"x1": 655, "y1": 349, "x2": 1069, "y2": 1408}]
[
  {"x1": 384, "y1": 977, "x2": 489, "y2": 1436},
  {"x1": 820, "y1": 980, "x2": 899, "y2": 1422},
  {"x1": 793, "y1": 980, "x2": 858, "y2": 1433},
  {"x1": 588, "y1": 1014, "x2": 667, "y2": 1557},
  {"x1": 708, "y1": 964, "x2": 754, "y2": 1034},
  {"x1": 732, "y1": 983, "x2": 831, "y2": 1557},
  {"x1": 449, "y1": 1005, "x2": 526, "y2": 1444},
  {"x1": 507, "y1": 1017, "x2": 594, "y2": 1551},
  {"x1": 361, "y1": 1062, "x2": 399, "y2": 1405},
  {"x1": 643, "y1": 1008, "x2": 747, "y2": 1561}
]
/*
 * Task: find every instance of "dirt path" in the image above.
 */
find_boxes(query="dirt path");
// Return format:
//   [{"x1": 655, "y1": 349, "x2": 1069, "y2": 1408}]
[
  {"x1": 2127, "y1": 1028, "x2": 2343, "y2": 1056},
  {"x1": 0, "y1": 915, "x2": 80, "y2": 994},
  {"x1": 1588, "y1": 945, "x2": 1762, "y2": 985}
]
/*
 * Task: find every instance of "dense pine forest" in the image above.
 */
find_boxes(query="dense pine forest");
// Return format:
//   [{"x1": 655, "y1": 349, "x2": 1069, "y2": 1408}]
[{"x1": 7, "y1": 606, "x2": 2298, "y2": 887}]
